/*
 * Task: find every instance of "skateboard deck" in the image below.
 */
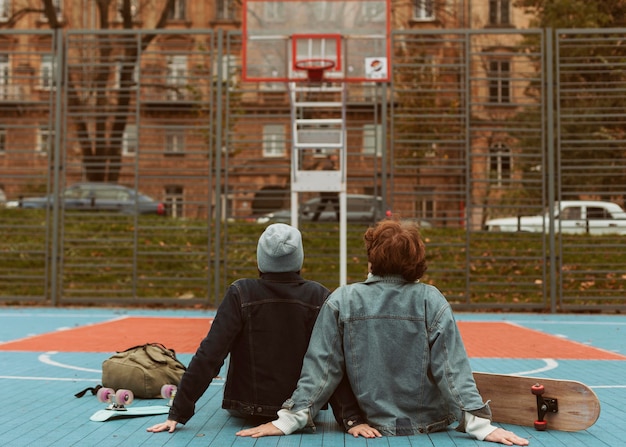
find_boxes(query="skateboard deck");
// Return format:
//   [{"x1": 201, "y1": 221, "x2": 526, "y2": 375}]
[
  {"x1": 90, "y1": 405, "x2": 171, "y2": 422},
  {"x1": 473, "y1": 372, "x2": 600, "y2": 432},
  {"x1": 89, "y1": 384, "x2": 177, "y2": 422}
]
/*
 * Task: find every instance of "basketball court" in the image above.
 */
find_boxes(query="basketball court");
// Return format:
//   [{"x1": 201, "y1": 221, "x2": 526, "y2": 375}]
[
  {"x1": 1, "y1": 1, "x2": 623, "y2": 446},
  {"x1": 0, "y1": 307, "x2": 624, "y2": 446}
]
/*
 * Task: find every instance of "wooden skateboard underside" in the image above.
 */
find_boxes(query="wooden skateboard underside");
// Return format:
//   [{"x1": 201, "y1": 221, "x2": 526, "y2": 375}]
[{"x1": 473, "y1": 372, "x2": 600, "y2": 432}]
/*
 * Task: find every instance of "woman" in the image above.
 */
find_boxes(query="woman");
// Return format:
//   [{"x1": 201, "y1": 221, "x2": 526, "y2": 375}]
[{"x1": 237, "y1": 219, "x2": 529, "y2": 445}]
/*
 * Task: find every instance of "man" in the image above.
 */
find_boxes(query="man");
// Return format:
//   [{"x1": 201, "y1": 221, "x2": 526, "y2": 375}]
[{"x1": 147, "y1": 223, "x2": 373, "y2": 436}]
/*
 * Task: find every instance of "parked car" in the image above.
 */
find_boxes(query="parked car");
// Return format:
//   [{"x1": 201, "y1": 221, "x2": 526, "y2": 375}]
[
  {"x1": 485, "y1": 200, "x2": 626, "y2": 235},
  {"x1": 256, "y1": 194, "x2": 385, "y2": 224},
  {"x1": 6, "y1": 183, "x2": 166, "y2": 216}
]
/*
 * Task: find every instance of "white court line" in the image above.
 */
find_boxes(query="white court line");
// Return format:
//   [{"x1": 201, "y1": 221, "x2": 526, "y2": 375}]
[
  {"x1": 38, "y1": 351, "x2": 101, "y2": 373},
  {"x1": 0, "y1": 375, "x2": 225, "y2": 385},
  {"x1": 510, "y1": 358, "x2": 559, "y2": 376},
  {"x1": 27, "y1": 351, "x2": 225, "y2": 386},
  {"x1": 0, "y1": 376, "x2": 101, "y2": 382}
]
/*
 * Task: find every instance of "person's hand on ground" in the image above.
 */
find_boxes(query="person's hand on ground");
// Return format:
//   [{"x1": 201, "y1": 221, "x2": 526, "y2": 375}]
[
  {"x1": 485, "y1": 427, "x2": 530, "y2": 445},
  {"x1": 236, "y1": 422, "x2": 284, "y2": 438},
  {"x1": 347, "y1": 423, "x2": 382, "y2": 438},
  {"x1": 146, "y1": 419, "x2": 178, "y2": 433}
]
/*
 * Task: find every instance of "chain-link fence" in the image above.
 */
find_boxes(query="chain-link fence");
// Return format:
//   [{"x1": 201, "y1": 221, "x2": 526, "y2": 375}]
[{"x1": 0, "y1": 28, "x2": 624, "y2": 311}]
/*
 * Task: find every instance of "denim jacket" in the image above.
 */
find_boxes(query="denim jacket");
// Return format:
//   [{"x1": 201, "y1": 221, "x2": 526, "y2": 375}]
[
  {"x1": 169, "y1": 272, "x2": 364, "y2": 428},
  {"x1": 282, "y1": 274, "x2": 491, "y2": 436}
]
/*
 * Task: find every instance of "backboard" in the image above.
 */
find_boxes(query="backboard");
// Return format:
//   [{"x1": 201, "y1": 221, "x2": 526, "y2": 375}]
[{"x1": 242, "y1": 0, "x2": 390, "y2": 83}]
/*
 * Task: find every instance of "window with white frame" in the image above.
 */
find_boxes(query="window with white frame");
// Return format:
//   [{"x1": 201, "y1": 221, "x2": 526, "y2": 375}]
[
  {"x1": 264, "y1": 2, "x2": 285, "y2": 22},
  {"x1": 114, "y1": 60, "x2": 139, "y2": 89},
  {"x1": 311, "y1": 1, "x2": 333, "y2": 21},
  {"x1": 0, "y1": 54, "x2": 9, "y2": 98},
  {"x1": 0, "y1": 0, "x2": 10, "y2": 21},
  {"x1": 164, "y1": 185, "x2": 183, "y2": 217},
  {"x1": 489, "y1": 142, "x2": 511, "y2": 186},
  {"x1": 262, "y1": 124, "x2": 286, "y2": 157},
  {"x1": 413, "y1": 0, "x2": 434, "y2": 20},
  {"x1": 165, "y1": 127, "x2": 185, "y2": 154},
  {"x1": 37, "y1": 127, "x2": 54, "y2": 154},
  {"x1": 40, "y1": 54, "x2": 56, "y2": 90},
  {"x1": 362, "y1": 0, "x2": 386, "y2": 22},
  {"x1": 363, "y1": 124, "x2": 382, "y2": 156},
  {"x1": 489, "y1": 0, "x2": 510, "y2": 26},
  {"x1": 166, "y1": 55, "x2": 188, "y2": 100},
  {"x1": 415, "y1": 187, "x2": 435, "y2": 221},
  {"x1": 122, "y1": 124, "x2": 137, "y2": 156},
  {"x1": 167, "y1": 0, "x2": 186, "y2": 20},
  {"x1": 216, "y1": 0, "x2": 236, "y2": 20},
  {"x1": 213, "y1": 54, "x2": 238, "y2": 83},
  {"x1": 116, "y1": 0, "x2": 137, "y2": 20},
  {"x1": 488, "y1": 59, "x2": 511, "y2": 104},
  {"x1": 259, "y1": 53, "x2": 286, "y2": 91}
]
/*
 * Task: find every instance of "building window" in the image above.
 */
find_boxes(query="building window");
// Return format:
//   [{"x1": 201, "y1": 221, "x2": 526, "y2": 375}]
[
  {"x1": 37, "y1": 127, "x2": 54, "y2": 154},
  {"x1": 363, "y1": 124, "x2": 382, "y2": 156},
  {"x1": 413, "y1": 0, "x2": 434, "y2": 21},
  {"x1": 165, "y1": 127, "x2": 185, "y2": 154},
  {"x1": 489, "y1": 0, "x2": 510, "y2": 26},
  {"x1": 216, "y1": 0, "x2": 235, "y2": 20},
  {"x1": 264, "y1": 2, "x2": 284, "y2": 22},
  {"x1": 488, "y1": 60, "x2": 510, "y2": 104},
  {"x1": 40, "y1": 54, "x2": 56, "y2": 90},
  {"x1": 116, "y1": 0, "x2": 137, "y2": 20},
  {"x1": 0, "y1": 54, "x2": 8, "y2": 97},
  {"x1": 0, "y1": 0, "x2": 10, "y2": 21},
  {"x1": 362, "y1": 0, "x2": 386, "y2": 22},
  {"x1": 262, "y1": 124, "x2": 286, "y2": 157},
  {"x1": 415, "y1": 187, "x2": 435, "y2": 221},
  {"x1": 0, "y1": 127, "x2": 6, "y2": 154},
  {"x1": 167, "y1": 0, "x2": 186, "y2": 20},
  {"x1": 166, "y1": 55, "x2": 188, "y2": 100},
  {"x1": 489, "y1": 142, "x2": 511, "y2": 186},
  {"x1": 122, "y1": 124, "x2": 137, "y2": 156},
  {"x1": 164, "y1": 185, "x2": 183, "y2": 218},
  {"x1": 213, "y1": 54, "x2": 239, "y2": 86},
  {"x1": 114, "y1": 60, "x2": 138, "y2": 89}
]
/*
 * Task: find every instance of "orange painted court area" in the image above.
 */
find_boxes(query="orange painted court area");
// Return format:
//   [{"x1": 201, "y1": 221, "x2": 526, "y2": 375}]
[{"x1": 0, "y1": 318, "x2": 624, "y2": 360}]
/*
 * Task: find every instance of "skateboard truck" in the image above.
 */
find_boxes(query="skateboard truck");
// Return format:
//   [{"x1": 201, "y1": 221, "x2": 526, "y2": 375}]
[{"x1": 531, "y1": 383, "x2": 558, "y2": 430}]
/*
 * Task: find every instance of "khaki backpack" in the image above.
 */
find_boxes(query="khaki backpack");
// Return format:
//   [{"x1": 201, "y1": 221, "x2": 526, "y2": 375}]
[{"x1": 101, "y1": 343, "x2": 187, "y2": 398}]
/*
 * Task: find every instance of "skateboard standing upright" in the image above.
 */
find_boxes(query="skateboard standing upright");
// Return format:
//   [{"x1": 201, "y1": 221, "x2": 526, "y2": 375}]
[
  {"x1": 89, "y1": 384, "x2": 178, "y2": 422},
  {"x1": 473, "y1": 372, "x2": 600, "y2": 431}
]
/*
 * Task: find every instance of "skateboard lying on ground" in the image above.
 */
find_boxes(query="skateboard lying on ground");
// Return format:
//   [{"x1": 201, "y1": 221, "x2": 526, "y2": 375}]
[
  {"x1": 89, "y1": 384, "x2": 177, "y2": 422},
  {"x1": 473, "y1": 372, "x2": 600, "y2": 431}
]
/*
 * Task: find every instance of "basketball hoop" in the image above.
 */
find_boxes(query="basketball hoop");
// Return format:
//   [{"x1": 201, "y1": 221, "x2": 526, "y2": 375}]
[{"x1": 294, "y1": 59, "x2": 336, "y2": 82}]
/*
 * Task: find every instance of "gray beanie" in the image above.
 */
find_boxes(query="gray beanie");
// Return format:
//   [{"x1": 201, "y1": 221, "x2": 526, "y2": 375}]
[{"x1": 257, "y1": 223, "x2": 304, "y2": 273}]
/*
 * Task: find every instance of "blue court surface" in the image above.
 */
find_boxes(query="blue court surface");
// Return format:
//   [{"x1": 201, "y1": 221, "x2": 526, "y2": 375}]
[{"x1": 0, "y1": 307, "x2": 624, "y2": 446}]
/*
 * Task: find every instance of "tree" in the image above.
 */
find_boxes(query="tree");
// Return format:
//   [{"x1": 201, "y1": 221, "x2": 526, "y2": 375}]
[
  {"x1": 10, "y1": 0, "x2": 175, "y2": 182},
  {"x1": 514, "y1": 0, "x2": 626, "y2": 201}
]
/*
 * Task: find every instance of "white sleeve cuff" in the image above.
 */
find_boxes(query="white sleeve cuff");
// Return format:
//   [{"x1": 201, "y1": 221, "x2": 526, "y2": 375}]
[
  {"x1": 464, "y1": 412, "x2": 498, "y2": 441},
  {"x1": 271, "y1": 408, "x2": 310, "y2": 435}
]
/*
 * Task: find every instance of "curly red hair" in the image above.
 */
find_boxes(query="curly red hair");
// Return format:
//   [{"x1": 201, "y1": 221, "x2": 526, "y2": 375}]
[{"x1": 364, "y1": 219, "x2": 427, "y2": 282}]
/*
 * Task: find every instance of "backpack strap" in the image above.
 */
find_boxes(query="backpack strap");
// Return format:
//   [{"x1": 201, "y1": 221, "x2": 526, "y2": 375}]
[{"x1": 74, "y1": 384, "x2": 102, "y2": 398}]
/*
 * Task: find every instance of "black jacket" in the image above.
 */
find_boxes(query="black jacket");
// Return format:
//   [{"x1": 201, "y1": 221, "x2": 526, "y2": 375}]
[{"x1": 169, "y1": 271, "x2": 364, "y2": 429}]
